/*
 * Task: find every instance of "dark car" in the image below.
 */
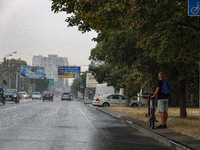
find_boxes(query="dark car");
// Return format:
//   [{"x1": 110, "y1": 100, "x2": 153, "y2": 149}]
[
  {"x1": 61, "y1": 93, "x2": 71, "y2": 101},
  {"x1": 4, "y1": 89, "x2": 20, "y2": 103},
  {"x1": 42, "y1": 92, "x2": 53, "y2": 101}
]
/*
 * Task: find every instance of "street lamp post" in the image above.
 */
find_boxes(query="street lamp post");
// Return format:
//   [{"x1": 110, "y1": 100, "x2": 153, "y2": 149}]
[{"x1": 3, "y1": 51, "x2": 17, "y2": 88}]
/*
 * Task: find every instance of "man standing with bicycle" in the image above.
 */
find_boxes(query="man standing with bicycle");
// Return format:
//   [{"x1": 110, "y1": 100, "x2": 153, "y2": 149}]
[{"x1": 152, "y1": 72, "x2": 171, "y2": 129}]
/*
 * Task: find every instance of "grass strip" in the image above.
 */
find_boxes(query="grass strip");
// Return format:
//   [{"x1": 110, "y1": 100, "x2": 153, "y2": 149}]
[{"x1": 108, "y1": 106, "x2": 200, "y2": 140}]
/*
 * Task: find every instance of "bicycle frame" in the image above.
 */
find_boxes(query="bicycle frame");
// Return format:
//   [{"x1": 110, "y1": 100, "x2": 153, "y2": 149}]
[{"x1": 148, "y1": 96, "x2": 155, "y2": 129}]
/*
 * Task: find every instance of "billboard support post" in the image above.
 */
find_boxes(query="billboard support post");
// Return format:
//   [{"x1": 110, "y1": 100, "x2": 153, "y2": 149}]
[{"x1": 16, "y1": 71, "x2": 18, "y2": 91}]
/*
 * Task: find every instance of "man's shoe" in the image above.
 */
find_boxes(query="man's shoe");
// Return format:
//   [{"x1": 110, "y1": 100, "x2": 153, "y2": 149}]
[{"x1": 157, "y1": 124, "x2": 167, "y2": 129}]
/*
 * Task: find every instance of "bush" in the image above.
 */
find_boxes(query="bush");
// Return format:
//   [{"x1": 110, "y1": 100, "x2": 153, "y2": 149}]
[{"x1": 131, "y1": 96, "x2": 138, "y2": 100}]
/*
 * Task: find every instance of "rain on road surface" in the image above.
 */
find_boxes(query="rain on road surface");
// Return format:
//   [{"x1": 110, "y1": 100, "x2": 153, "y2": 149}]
[{"x1": 0, "y1": 98, "x2": 171, "y2": 150}]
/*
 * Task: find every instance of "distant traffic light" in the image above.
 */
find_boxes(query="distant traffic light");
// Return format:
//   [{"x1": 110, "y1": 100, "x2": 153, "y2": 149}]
[{"x1": 3, "y1": 80, "x2": 7, "y2": 86}]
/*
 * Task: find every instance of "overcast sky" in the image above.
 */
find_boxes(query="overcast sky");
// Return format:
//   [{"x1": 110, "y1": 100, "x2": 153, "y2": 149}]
[{"x1": 0, "y1": 0, "x2": 97, "y2": 72}]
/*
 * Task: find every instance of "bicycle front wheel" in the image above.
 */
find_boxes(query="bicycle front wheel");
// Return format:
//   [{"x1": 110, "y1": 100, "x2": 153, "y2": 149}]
[{"x1": 151, "y1": 119, "x2": 155, "y2": 129}]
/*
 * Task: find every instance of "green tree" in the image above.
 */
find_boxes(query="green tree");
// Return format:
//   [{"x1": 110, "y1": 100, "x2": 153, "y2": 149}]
[
  {"x1": 130, "y1": 1, "x2": 199, "y2": 118},
  {"x1": 35, "y1": 76, "x2": 49, "y2": 93},
  {"x1": 51, "y1": 0, "x2": 199, "y2": 117}
]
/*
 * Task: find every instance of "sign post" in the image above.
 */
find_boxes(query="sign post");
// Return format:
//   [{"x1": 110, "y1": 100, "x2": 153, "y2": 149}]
[{"x1": 188, "y1": 0, "x2": 200, "y2": 134}]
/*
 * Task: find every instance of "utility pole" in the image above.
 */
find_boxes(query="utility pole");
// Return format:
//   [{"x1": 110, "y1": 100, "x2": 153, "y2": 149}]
[
  {"x1": 9, "y1": 63, "x2": 12, "y2": 89},
  {"x1": 3, "y1": 51, "x2": 17, "y2": 88},
  {"x1": 16, "y1": 71, "x2": 18, "y2": 91},
  {"x1": 19, "y1": 75, "x2": 21, "y2": 92},
  {"x1": 3, "y1": 57, "x2": 6, "y2": 83},
  {"x1": 6, "y1": 59, "x2": 9, "y2": 89}
]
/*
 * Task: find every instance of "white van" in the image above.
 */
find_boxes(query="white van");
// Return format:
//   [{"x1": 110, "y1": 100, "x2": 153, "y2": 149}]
[
  {"x1": 93, "y1": 84, "x2": 115, "y2": 100},
  {"x1": 137, "y1": 88, "x2": 152, "y2": 105}
]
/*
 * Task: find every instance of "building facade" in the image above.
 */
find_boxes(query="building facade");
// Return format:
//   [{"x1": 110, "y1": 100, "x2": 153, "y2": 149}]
[{"x1": 32, "y1": 54, "x2": 69, "y2": 81}]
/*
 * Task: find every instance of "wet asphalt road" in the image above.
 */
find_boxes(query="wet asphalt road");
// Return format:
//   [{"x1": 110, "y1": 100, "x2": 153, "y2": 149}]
[{"x1": 0, "y1": 98, "x2": 171, "y2": 150}]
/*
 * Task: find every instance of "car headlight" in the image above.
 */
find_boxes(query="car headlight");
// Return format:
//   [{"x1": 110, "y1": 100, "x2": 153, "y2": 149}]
[{"x1": 13, "y1": 95, "x2": 17, "y2": 97}]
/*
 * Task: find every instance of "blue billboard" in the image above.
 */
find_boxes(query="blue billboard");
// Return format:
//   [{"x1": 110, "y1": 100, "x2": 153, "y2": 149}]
[
  {"x1": 58, "y1": 66, "x2": 81, "y2": 78},
  {"x1": 21, "y1": 66, "x2": 44, "y2": 79}
]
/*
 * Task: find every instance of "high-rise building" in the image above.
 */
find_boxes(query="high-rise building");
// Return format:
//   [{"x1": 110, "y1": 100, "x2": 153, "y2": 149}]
[{"x1": 32, "y1": 54, "x2": 69, "y2": 81}]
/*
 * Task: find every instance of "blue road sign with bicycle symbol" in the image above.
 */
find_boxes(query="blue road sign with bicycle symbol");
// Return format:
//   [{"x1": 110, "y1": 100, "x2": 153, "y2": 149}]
[{"x1": 188, "y1": 0, "x2": 200, "y2": 16}]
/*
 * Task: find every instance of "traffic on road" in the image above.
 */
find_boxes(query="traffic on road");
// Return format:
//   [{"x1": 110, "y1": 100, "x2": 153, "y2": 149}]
[{"x1": 0, "y1": 96, "x2": 171, "y2": 150}]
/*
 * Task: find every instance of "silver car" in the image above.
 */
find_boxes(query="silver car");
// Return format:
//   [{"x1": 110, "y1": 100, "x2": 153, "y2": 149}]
[
  {"x1": 61, "y1": 93, "x2": 72, "y2": 101},
  {"x1": 19, "y1": 91, "x2": 28, "y2": 99},
  {"x1": 32, "y1": 92, "x2": 42, "y2": 100}
]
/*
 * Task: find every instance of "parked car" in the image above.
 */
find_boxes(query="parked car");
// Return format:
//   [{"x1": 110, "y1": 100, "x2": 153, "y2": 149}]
[
  {"x1": 42, "y1": 92, "x2": 53, "y2": 101},
  {"x1": 32, "y1": 92, "x2": 42, "y2": 100},
  {"x1": 92, "y1": 94, "x2": 140, "y2": 107},
  {"x1": 61, "y1": 93, "x2": 72, "y2": 101},
  {"x1": 19, "y1": 91, "x2": 28, "y2": 99},
  {"x1": 4, "y1": 89, "x2": 20, "y2": 103}
]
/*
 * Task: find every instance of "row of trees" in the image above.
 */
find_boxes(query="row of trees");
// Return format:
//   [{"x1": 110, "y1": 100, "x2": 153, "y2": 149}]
[
  {"x1": 51, "y1": 0, "x2": 199, "y2": 118},
  {"x1": 0, "y1": 58, "x2": 49, "y2": 93},
  {"x1": 70, "y1": 72, "x2": 87, "y2": 97}
]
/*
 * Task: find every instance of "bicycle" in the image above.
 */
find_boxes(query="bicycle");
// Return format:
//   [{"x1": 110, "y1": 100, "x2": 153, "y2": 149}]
[
  {"x1": 191, "y1": 2, "x2": 200, "y2": 14},
  {"x1": 148, "y1": 96, "x2": 156, "y2": 129}
]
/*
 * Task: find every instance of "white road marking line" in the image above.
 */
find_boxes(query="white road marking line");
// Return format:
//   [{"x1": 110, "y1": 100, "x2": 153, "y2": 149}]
[{"x1": 78, "y1": 108, "x2": 107, "y2": 141}]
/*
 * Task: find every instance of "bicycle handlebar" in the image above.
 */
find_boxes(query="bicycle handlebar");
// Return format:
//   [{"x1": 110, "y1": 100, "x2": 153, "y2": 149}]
[{"x1": 150, "y1": 97, "x2": 155, "y2": 100}]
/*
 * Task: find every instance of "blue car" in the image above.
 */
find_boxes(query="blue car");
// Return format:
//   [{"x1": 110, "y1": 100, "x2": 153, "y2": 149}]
[
  {"x1": 28, "y1": 92, "x2": 33, "y2": 98},
  {"x1": 4, "y1": 89, "x2": 20, "y2": 103}
]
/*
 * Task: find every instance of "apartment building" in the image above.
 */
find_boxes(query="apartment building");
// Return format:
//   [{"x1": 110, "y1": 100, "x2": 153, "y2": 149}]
[{"x1": 32, "y1": 54, "x2": 69, "y2": 81}]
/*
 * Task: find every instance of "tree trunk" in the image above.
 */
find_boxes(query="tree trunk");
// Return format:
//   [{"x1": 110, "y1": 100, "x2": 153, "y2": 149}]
[
  {"x1": 126, "y1": 93, "x2": 130, "y2": 107},
  {"x1": 180, "y1": 80, "x2": 187, "y2": 118}
]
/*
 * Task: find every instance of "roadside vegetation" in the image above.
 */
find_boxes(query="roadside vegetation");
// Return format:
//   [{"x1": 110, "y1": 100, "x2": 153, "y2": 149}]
[
  {"x1": 52, "y1": 1, "x2": 199, "y2": 119},
  {"x1": 108, "y1": 106, "x2": 200, "y2": 141},
  {"x1": 0, "y1": 59, "x2": 49, "y2": 93}
]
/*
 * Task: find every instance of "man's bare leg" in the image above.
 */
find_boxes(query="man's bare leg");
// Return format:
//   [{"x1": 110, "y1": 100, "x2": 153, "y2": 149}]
[
  {"x1": 163, "y1": 111, "x2": 168, "y2": 125},
  {"x1": 161, "y1": 112, "x2": 165, "y2": 125}
]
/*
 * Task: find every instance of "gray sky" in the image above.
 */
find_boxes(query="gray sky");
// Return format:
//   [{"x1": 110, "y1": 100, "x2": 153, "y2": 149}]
[{"x1": 0, "y1": 0, "x2": 97, "y2": 72}]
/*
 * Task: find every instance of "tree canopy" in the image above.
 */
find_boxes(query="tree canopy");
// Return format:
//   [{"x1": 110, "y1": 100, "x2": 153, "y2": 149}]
[{"x1": 52, "y1": 0, "x2": 199, "y2": 117}]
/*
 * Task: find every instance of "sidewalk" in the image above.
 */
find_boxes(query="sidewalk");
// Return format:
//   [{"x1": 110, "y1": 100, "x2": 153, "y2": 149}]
[{"x1": 79, "y1": 99, "x2": 200, "y2": 150}]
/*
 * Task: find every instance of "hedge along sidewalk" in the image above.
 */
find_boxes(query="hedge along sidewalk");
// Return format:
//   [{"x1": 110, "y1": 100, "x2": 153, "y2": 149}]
[{"x1": 108, "y1": 107, "x2": 200, "y2": 141}]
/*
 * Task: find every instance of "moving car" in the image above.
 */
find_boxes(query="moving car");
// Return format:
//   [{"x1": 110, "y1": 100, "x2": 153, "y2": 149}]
[
  {"x1": 32, "y1": 92, "x2": 42, "y2": 100},
  {"x1": 42, "y1": 92, "x2": 53, "y2": 101},
  {"x1": 19, "y1": 91, "x2": 28, "y2": 99},
  {"x1": 4, "y1": 89, "x2": 20, "y2": 103},
  {"x1": 92, "y1": 94, "x2": 140, "y2": 107},
  {"x1": 61, "y1": 93, "x2": 72, "y2": 101},
  {"x1": 28, "y1": 92, "x2": 33, "y2": 98}
]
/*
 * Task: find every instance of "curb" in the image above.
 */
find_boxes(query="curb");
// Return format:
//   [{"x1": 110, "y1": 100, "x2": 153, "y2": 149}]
[{"x1": 93, "y1": 106, "x2": 193, "y2": 150}]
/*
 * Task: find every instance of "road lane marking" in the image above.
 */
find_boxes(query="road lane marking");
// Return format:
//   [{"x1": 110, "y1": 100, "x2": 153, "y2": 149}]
[{"x1": 78, "y1": 108, "x2": 107, "y2": 141}]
